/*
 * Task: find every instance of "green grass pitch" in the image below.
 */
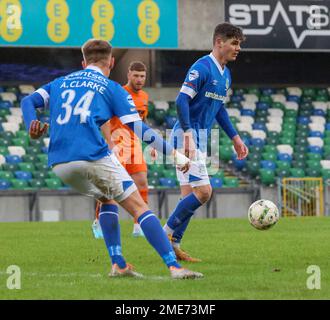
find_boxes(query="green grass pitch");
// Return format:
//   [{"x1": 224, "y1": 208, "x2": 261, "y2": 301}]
[{"x1": 0, "y1": 217, "x2": 329, "y2": 299}]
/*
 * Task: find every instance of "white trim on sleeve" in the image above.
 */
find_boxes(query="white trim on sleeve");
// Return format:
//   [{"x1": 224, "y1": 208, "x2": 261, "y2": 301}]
[
  {"x1": 35, "y1": 88, "x2": 50, "y2": 108},
  {"x1": 180, "y1": 86, "x2": 197, "y2": 99},
  {"x1": 120, "y1": 113, "x2": 141, "y2": 124}
]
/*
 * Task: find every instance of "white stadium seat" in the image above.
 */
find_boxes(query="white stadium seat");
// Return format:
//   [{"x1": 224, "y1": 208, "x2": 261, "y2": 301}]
[
  {"x1": 19, "y1": 85, "x2": 35, "y2": 94},
  {"x1": 312, "y1": 102, "x2": 327, "y2": 112},
  {"x1": 271, "y1": 94, "x2": 286, "y2": 104},
  {"x1": 307, "y1": 137, "x2": 324, "y2": 148},
  {"x1": 309, "y1": 123, "x2": 325, "y2": 133},
  {"x1": 241, "y1": 101, "x2": 256, "y2": 111},
  {"x1": 237, "y1": 123, "x2": 253, "y2": 134},
  {"x1": 310, "y1": 116, "x2": 326, "y2": 125},
  {"x1": 266, "y1": 123, "x2": 282, "y2": 133},
  {"x1": 0, "y1": 92, "x2": 17, "y2": 103},
  {"x1": 287, "y1": 87, "x2": 302, "y2": 96},
  {"x1": 5, "y1": 115, "x2": 22, "y2": 124},
  {"x1": 239, "y1": 116, "x2": 254, "y2": 124},
  {"x1": 8, "y1": 146, "x2": 26, "y2": 157},
  {"x1": 0, "y1": 155, "x2": 6, "y2": 166},
  {"x1": 267, "y1": 116, "x2": 283, "y2": 125},
  {"x1": 153, "y1": 101, "x2": 169, "y2": 111},
  {"x1": 1, "y1": 122, "x2": 19, "y2": 134},
  {"x1": 43, "y1": 138, "x2": 50, "y2": 148},
  {"x1": 10, "y1": 108, "x2": 23, "y2": 117},
  {"x1": 243, "y1": 94, "x2": 258, "y2": 103},
  {"x1": 277, "y1": 144, "x2": 293, "y2": 156},
  {"x1": 251, "y1": 130, "x2": 266, "y2": 140},
  {"x1": 320, "y1": 160, "x2": 330, "y2": 170},
  {"x1": 284, "y1": 101, "x2": 299, "y2": 111},
  {"x1": 227, "y1": 108, "x2": 240, "y2": 118},
  {"x1": 268, "y1": 108, "x2": 284, "y2": 117}
]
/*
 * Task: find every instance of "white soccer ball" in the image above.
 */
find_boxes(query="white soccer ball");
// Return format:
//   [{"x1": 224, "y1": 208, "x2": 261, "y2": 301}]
[{"x1": 248, "y1": 199, "x2": 279, "y2": 230}]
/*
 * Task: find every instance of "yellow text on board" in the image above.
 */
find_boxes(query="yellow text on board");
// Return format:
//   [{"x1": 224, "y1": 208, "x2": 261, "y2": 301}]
[
  {"x1": 46, "y1": 0, "x2": 70, "y2": 43},
  {"x1": 138, "y1": 0, "x2": 160, "y2": 45},
  {"x1": 0, "y1": 0, "x2": 23, "y2": 42},
  {"x1": 91, "y1": 0, "x2": 114, "y2": 41}
]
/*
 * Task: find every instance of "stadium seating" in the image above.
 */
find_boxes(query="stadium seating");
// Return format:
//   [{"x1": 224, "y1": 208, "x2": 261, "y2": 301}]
[{"x1": 1, "y1": 85, "x2": 330, "y2": 189}]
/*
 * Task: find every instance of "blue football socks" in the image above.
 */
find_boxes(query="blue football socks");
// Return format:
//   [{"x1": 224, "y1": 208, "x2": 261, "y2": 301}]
[
  {"x1": 165, "y1": 193, "x2": 202, "y2": 233},
  {"x1": 172, "y1": 217, "x2": 191, "y2": 246},
  {"x1": 138, "y1": 211, "x2": 181, "y2": 268},
  {"x1": 99, "y1": 204, "x2": 127, "y2": 269}
]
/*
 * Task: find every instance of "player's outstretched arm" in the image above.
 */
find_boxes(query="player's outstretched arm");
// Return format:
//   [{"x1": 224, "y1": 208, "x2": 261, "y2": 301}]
[
  {"x1": 21, "y1": 93, "x2": 48, "y2": 139},
  {"x1": 126, "y1": 120, "x2": 190, "y2": 173}
]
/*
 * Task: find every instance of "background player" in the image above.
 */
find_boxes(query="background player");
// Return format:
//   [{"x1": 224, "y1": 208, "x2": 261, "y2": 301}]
[
  {"x1": 21, "y1": 39, "x2": 202, "y2": 279},
  {"x1": 163, "y1": 23, "x2": 249, "y2": 261},
  {"x1": 93, "y1": 61, "x2": 153, "y2": 238}
]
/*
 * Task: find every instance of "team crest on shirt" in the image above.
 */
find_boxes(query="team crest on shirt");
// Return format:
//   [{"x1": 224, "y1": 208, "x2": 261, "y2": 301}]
[
  {"x1": 188, "y1": 70, "x2": 199, "y2": 81},
  {"x1": 212, "y1": 79, "x2": 218, "y2": 86},
  {"x1": 127, "y1": 95, "x2": 135, "y2": 106}
]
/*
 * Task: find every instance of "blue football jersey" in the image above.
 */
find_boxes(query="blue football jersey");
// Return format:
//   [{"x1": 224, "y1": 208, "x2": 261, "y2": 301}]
[
  {"x1": 171, "y1": 53, "x2": 232, "y2": 150},
  {"x1": 35, "y1": 66, "x2": 140, "y2": 167}
]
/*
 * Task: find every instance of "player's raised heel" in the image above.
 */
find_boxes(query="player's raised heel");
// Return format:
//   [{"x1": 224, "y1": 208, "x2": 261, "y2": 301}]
[
  {"x1": 169, "y1": 266, "x2": 203, "y2": 279},
  {"x1": 173, "y1": 246, "x2": 202, "y2": 263},
  {"x1": 109, "y1": 263, "x2": 144, "y2": 278},
  {"x1": 132, "y1": 224, "x2": 145, "y2": 238}
]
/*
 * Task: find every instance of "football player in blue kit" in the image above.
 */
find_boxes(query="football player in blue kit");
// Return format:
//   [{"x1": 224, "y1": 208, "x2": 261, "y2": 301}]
[
  {"x1": 21, "y1": 39, "x2": 203, "y2": 279},
  {"x1": 163, "y1": 23, "x2": 249, "y2": 261}
]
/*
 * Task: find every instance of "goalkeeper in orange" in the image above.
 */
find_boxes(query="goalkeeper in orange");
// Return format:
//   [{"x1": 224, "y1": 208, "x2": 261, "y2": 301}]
[{"x1": 92, "y1": 61, "x2": 155, "y2": 238}]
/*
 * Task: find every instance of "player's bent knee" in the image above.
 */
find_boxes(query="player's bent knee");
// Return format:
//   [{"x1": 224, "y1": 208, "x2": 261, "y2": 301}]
[{"x1": 194, "y1": 185, "x2": 212, "y2": 204}]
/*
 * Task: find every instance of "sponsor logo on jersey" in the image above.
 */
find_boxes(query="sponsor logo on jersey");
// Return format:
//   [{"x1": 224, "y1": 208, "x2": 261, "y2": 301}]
[
  {"x1": 188, "y1": 70, "x2": 199, "y2": 81},
  {"x1": 205, "y1": 91, "x2": 227, "y2": 102}
]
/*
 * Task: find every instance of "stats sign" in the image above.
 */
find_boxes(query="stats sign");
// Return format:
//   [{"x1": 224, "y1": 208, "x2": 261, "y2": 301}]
[
  {"x1": 225, "y1": 0, "x2": 330, "y2": 50},
  {"x1": 0, "y1": 0, "x2": 178, "y2": 48}
]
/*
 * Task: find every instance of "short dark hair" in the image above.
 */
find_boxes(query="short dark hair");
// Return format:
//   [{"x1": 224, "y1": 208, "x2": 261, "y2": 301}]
[
  {"x1": 81, "y1": 39, "x2": 112, "y2": 65},
  {"x1": 213, "y1": 22, "x2": 245, "y2": 45},
  {"x1": 128, "y1": 61, "x2": 147, "y2": 72}
]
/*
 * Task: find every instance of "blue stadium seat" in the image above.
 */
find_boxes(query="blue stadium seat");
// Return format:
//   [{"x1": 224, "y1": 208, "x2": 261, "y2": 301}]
[
  {"x1": 260, "y1": 160, "x2": 276, "y2": 170},
  {"x1": 256, "y1": 102, "x2": 270, "y2": 110},
  {"x1": 159, "y1": 178, "x2": 176, "y2": 188},
  {"x1": 277, "y1": 153, "x2": 292, "y2": 162},
  {"x1": 14, "y1": 171, "x2": 32, "y2": 180},
  {"x1": 286, "y1": 95, "x2": 300, "y2": 103},
  {"x1": 250, "y1": 138, "x2": 265, "y2": 147},
  {"x1": 313, "y1": 109, "x2": 326, "y2": 117},
  {"x1": 5, "y1": 155, "x2": 22, "y2": 164},
  {"x1": 326, "y1": 123, "x2": 330, "y2": 131},
  {"x1": 309, "y1": 131, "x2": 324, "y2": 138},
  {"x1": 261, "y1": 88, "x2": 275, "y2": 96},
  {"x1": 0, "y1": 100, "x2": 12, "y2": 109},
  {"x1": 308, "y1": 146, "x2": 323, "y2": 154},
  {"x1": 210, "y1": 177, "x2": 223, "y2": 188},
  {"x1": 231, "y1": 95, "x2": 244, "y2": 103},
  {"x1": 0, "y1": 179, "x2": 11, "y2": 190},
  {"x1": 241, "y1": 109, "x2": 255, "y2": 117},
  {"x1": 41, "y1": 146, "x2": 48, "y2": 154},
  {"x1": 231, "y1": 154, "x2": 247, "y2": 170},
  {"x1": 252, "y1": 123, "x2": 266, "y2": 131},
  {"x1": 298, "y1": 116, "x2": 310, "y2": 125}
]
